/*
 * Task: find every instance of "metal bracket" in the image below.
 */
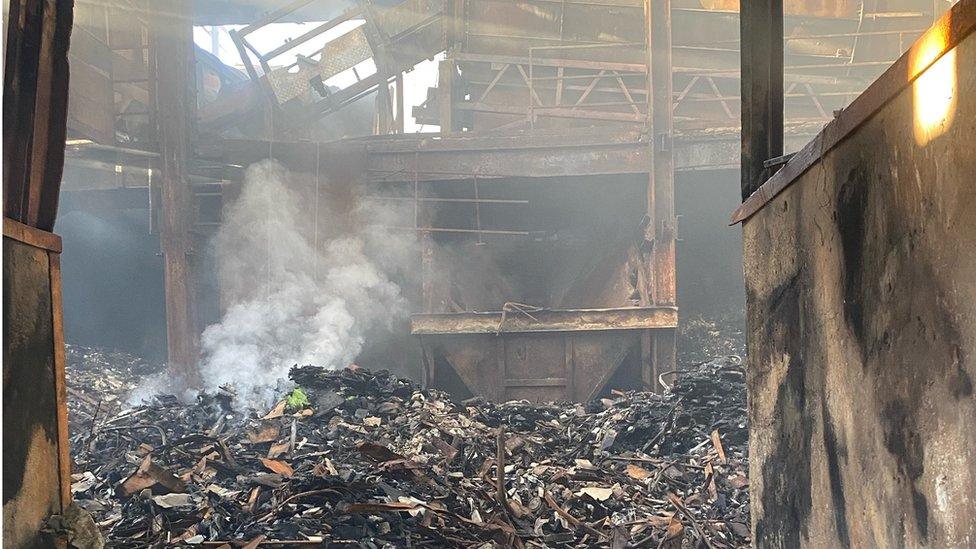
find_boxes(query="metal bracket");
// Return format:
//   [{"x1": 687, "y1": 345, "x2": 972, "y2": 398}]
[
  {"x1": 762, "y1": 152, "x2": 796, "y2": 169},
  {"x1": 656, "y1": 132, "x2": 672, "y2": 152}
]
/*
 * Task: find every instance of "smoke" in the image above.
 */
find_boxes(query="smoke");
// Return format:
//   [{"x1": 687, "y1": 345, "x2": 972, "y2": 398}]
[{"x1": 133, "y1": 159, "x2": 416, "y2": 407}]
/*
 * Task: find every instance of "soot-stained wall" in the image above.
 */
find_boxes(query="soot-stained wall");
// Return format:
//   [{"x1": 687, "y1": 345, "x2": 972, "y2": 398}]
[{"x1": 742, "y1": 29, "x2": 975, "y2": 548}]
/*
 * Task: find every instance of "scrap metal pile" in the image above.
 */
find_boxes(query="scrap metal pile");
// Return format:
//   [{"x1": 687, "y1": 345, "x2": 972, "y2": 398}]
[{"x1": 68, "y1": 350, "x2": 749, "y2": 548}]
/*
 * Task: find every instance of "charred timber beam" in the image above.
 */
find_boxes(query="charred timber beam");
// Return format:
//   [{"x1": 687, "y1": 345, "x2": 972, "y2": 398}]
[
  {"x1": 410, "y1": 307, "x2": 678, "y2": 335},
  {"x1": 740, "y1": 0, "x2": 785, "y2": 200}
]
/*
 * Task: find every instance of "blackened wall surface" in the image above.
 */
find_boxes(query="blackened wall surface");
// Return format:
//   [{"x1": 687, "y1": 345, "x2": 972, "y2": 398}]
[
  {"x1": 2, "y1": 237, "x2": 66, "y2": 548},
  {"x1": 743, "y1": 31, "x2": 976, "y2": 548}
]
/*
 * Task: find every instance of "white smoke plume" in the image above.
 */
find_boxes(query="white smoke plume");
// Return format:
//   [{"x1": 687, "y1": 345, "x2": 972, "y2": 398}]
[
  {"x1": 202, "y1": 160, "x2": 416, "y2": 404},
  {"x1": 133, "y1": 159, "x2": 417, "y2": 407}
]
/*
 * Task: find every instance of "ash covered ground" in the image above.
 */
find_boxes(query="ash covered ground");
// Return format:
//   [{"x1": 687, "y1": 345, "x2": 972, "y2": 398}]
[{"x1": 66, "y1": 319, "x2": 748, "y2": 548}]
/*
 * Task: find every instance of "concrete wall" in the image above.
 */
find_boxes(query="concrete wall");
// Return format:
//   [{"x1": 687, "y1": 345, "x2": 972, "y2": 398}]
[{"x1": 742, "y1": 15, "x2": 976, "y2": 548}]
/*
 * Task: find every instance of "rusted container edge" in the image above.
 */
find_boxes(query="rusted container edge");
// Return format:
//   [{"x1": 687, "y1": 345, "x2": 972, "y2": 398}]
[
  {"x1": 3, "y1": 217, "x2": 63, "y2": 253},
  {"x1": 411, "y1": 306, "x2": 678, "y2": 334}
]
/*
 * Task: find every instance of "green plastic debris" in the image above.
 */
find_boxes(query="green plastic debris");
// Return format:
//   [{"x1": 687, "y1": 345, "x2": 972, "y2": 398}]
[{"x1": 286, "y1": 387, "x2": 309, "y2": 409}]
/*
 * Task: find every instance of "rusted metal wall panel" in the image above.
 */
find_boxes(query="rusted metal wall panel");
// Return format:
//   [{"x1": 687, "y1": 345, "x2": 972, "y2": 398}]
[
  {"x1": 3, "y1": 220, "x2": 70, "y2": 549},
  {"x1": 741, "y1": 4, "x2": 976, "y2": 545}
]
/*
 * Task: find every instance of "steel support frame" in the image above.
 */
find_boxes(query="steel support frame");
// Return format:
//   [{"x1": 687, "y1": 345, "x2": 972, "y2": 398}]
[
  {"x1": 740, "y1": 0, "x2": 785, "y2": 200},
  {"x1": 451, "y1": 53, "x2": 648, "y2": 126}
]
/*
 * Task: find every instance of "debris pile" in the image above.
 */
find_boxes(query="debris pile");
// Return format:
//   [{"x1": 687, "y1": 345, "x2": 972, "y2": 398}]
[
  {"x1": 677, "y1": 310, "x2": 746, "y2": 366},
  {"x1": 66, "y1": 344, "x2": 166, "y2": 439},
  {"x1": 69, "y1": 355, "x2": 749, "y2": 547}
]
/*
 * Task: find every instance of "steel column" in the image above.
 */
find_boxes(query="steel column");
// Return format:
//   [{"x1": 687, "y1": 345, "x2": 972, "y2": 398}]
[
  {"x1": 740, "y1": 0, "x2": 785, "y2": 200},
  {"x1": 153, "y1": 0, "x2": 199, "y2": 383},
  {"x1": 3, "y1": 0, "x2": 73, "y2": 231},
  {"x1": 642, "y1": 0, "x2": 677, "y2": 392}
]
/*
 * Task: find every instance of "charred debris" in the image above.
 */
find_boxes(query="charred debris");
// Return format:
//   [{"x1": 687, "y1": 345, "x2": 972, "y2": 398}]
[{"x1": 68, "y1": 347, "x2": 748, "y2": 548}]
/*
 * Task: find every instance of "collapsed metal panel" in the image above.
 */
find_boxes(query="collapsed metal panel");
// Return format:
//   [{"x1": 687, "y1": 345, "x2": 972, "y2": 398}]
[{"x1": 228, "y1": 0, "x2": 446, "y2": 124}]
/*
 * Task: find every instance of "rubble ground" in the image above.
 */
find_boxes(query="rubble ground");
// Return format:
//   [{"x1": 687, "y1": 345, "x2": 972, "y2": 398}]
[{"x1": 68, "y1": 346, "x2": 749, "y2": 548}]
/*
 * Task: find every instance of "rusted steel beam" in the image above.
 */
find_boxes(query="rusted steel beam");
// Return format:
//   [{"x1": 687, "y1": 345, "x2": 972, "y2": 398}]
[
  {"x1": 3, "y1": 0, "x2": 74, "y2": 232},
  {"x1": 740, "y1": 0, "x2": 785, "y2": 200},
  {"x1": 198, "y1": 128, "x2": 643, "y2": 156},
  {"x1": 375, "y1": 81, "x2": 394, "y2": 134},
  {"x1": 364, "y1": 129, "x2": 649, "y2": 181},
  {"x1": 197, "y1": 131, "x2": 649, "y2": 180},
  {"x1": 639, "y1": 0, "x2": 678, "y2": 392},
  {"x1": 650, "y1": 0, "x2": 676, "y2": 308},
  {"x1": 503, "y1": 378, "x2": 569, "y2": 387},
  {"x1": 153, "y1": 0, "x2": 199, "y2": 381},
  {"x1": 456, "y1": 102, "x2": 645, "y2": 122},
  {"x1": 457, "y1": 51, "x2": 646, "y2": 74},
  {"x1": 411, "y1": 306, "x2": 678, "y2": 335},
  {"x1": 196, "y1": 132, "x2": 763, "y2": 179},
  {"x1": 651, "y1": 2, "x2": 676, "y2": 307},
  {"x1": 367, "y1": 145, "x2": 648, "y2": 181},
  {"x1": 365, "y1": 129, "x2": 647, "y2": 152}
]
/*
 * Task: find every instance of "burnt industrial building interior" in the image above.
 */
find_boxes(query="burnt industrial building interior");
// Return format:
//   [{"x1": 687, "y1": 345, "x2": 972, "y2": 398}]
[{"x1": 3, "y1": 0, "x2": 974, "y2": 546}]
